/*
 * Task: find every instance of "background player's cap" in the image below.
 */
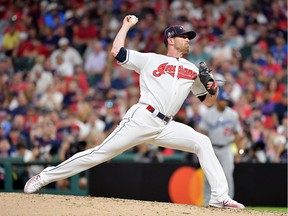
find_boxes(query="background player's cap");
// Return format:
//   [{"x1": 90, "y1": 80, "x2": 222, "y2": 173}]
[
  {"x1": 163, "y1": 25, "x2": 197, "y2": 46},
  {"x1": 217, "y1": 90, "x2": 230, "y2": 101}
]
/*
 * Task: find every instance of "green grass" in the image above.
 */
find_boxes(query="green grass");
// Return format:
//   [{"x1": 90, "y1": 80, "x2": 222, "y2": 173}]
[{"x1": 247, "y1": 206, "x2": 287, "y2": 213}]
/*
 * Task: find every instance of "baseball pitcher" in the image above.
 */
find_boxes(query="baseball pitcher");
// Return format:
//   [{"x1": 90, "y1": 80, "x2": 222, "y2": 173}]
[{"x1": 24, "y1": 15, "x2": 244, "y2": 209}]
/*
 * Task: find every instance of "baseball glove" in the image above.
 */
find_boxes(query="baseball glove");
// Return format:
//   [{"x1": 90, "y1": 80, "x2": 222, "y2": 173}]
[{"x1": 198, "y1": 61, "x2": 218, "y2": 95}]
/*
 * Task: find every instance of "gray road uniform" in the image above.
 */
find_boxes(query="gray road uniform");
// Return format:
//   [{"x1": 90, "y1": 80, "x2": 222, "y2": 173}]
[
  {"x1": 198, "y1": 105, "x2": 242, "y2": 205},
  {"x1": 32, "y1": 49, "x2": 231, "y2": 204}
]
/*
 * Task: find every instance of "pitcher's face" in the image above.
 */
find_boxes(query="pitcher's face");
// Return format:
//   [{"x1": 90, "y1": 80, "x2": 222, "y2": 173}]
[{"x1": 173, "y1": 35, "x2": 190, "y2": 54}]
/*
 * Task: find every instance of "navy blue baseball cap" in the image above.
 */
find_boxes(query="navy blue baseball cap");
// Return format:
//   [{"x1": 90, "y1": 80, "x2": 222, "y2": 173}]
[
  {"x1": 217, "y1": 90, "x2": 230, "y2": 101},
  {"x1": 164, "y1": 25, "x2": 197, "y2": 46}
]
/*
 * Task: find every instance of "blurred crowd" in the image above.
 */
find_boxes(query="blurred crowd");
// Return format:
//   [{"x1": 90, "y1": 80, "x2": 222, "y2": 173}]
[{"x1": 0, "y1": 0, "x2": 287, "y2": 186}]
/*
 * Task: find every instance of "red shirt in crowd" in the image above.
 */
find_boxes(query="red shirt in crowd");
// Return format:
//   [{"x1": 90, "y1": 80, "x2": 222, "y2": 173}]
[
  {"x1": 15, "y1": 41, "x2": 33, "y2": 57},
  {"x1": 73, "y1": 17, "x2": 98, "y2": 41},
  {"x1": 261, "y1": 63, "x2": 282, "y2": 77}
]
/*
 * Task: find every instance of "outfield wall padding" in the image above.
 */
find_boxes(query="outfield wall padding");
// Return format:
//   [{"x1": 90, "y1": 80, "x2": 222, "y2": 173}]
[{"x1": 89, "y1": 162, "x2": 287, "y2": 207}]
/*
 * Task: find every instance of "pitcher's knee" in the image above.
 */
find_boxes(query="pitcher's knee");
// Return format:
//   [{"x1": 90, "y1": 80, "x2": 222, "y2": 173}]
[{"x1": 194, "y1": 136, "x2": 213, "y2": 154}]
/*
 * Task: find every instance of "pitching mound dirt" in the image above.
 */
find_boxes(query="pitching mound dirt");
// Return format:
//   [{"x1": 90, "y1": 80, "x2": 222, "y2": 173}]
[{"x1": 0, "y1": 193, "x2": 285, "y2": 216}]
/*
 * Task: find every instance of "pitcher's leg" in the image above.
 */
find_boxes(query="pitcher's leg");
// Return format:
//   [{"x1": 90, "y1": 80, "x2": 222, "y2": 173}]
[
  {"x1": 154, "y1": 121, "x2": 229, "y2": 202},
  {"x1": 41, "y1": 140, "x2": 126, "y2": 186},
  {"x1": 42, "y1": 119, "x2": 146, "y2": 185},
  {"x1": 35, "y1": 113, "x2": 154, "y2": 190},
  {"x1": 24, "y1": 105, "x2": 162, "y2": 193}
]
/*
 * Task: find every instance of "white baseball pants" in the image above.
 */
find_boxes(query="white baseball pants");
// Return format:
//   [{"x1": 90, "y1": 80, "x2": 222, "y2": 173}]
[{"x1": 40, "y1": 103, "x2": 229, "y2": 203}]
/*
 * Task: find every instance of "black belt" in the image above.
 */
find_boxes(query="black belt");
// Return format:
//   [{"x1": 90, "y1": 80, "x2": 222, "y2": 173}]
[
  {"x1": 213, "y1": 144, "x2": 230, "y2": 148},
  {"x1": 146, "y1": 105, "x2": 172, "y2": 123}
]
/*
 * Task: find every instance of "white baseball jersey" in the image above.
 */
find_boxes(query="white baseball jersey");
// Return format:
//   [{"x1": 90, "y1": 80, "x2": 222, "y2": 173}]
[
  {"x1": 199, "y1": 106, "x2": 242, "y2": 145},
  {"x1": 119, "y1": 50, "x2": 207, "y2": 117}
]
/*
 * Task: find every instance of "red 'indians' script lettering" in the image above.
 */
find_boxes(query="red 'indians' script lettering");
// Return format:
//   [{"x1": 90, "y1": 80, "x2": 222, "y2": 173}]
[{"x1": 153, "y1": 63, "x2": 197, "y2": 80}]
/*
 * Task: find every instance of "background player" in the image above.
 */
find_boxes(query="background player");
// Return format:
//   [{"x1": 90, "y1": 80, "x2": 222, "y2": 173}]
[
  {"x1": 24, "y1": 15, "x2": 244, "y2": 209},
  {"x1": 199, "y1": 89, "x2": 244, "y2": 206}
]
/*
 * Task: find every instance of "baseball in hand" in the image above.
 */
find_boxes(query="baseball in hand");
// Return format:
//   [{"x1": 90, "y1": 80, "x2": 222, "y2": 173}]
[{"x1": 129, "y1": 15, "x2": 138, "y2": 24}]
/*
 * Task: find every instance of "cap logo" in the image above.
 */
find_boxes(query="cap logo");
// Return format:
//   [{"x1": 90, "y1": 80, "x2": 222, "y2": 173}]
[
  {"x1": 180, "y1": 25, "x2": 186, "y2": 30},
  {"x1": 167, "y1": 31, "x2": 175, "y2": 38}
]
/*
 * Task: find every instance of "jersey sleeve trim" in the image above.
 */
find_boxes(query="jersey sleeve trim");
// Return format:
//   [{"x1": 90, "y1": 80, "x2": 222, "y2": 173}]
[{"x1": 115, "y1": 47, "x2": 128, "y2": 63}]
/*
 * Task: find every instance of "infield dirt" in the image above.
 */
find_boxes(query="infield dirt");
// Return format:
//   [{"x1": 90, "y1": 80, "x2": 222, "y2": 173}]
[{"x1": 0, "y1": 193, "x2": 286, "y2": 216}]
